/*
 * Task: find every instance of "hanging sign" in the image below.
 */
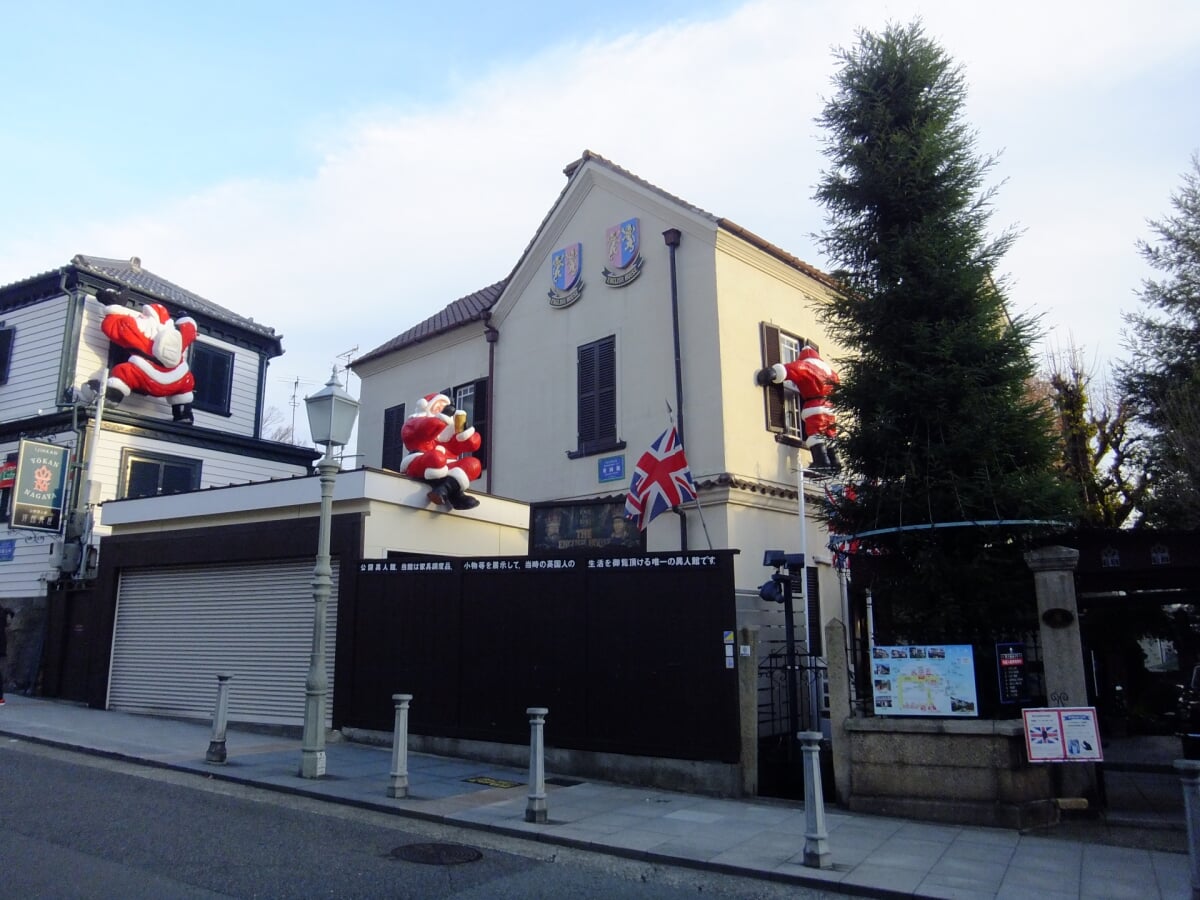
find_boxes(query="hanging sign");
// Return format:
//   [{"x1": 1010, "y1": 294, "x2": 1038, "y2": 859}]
[{"x1": 11, "y1": 439, "x2": 71, "y2": 533}]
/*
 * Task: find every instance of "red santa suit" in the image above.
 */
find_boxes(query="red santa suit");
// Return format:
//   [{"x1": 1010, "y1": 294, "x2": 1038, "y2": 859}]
[
  {"x1": 102, "y1": 303, "x2": 197, "y2": 405},
  {"x1": 399, "y1": 393, "x2": 482, "y2": 495},
  {"x1": 764, "y1": 346, "x2": 838, "y2": 448}
]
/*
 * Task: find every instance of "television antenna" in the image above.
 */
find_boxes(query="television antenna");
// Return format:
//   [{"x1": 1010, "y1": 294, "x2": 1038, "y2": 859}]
[{"x1": 277, "y1": 375, "x2": 318, "y2": 443}]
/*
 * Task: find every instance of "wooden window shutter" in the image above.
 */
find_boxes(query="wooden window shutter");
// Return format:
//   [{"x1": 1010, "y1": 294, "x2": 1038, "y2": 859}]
[
  {"x1": 381, "y1": 403, "x2": 406, "y2": 471},
  {"x1": 760, "y1": 322, "x2": 785, "y2": 433},
  {"x1": 577, "y1": 342, "x2": 598, "y2": 446},
  {"x1": 577, "y1": 336, "x2": 616, "y2": 452},
  {"x1": 471, "y1": 379, "x2": 487, "y2": 470}
]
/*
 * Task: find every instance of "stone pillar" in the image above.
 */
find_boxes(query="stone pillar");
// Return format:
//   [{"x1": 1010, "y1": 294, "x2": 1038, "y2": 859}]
[
  {"x1": 525, "y1": 707, "x2": 549, "y2": 824},
  {"x1": 738, "y1": 626, "x2": 759, "y2": 798},
  {"x1": 1175, "y1": 759, "x2": 1200, "y2": 900},
  {"x1": 824, "y1": 618, "x2": 852, "y2": 806},
  {"x1": 799, "y1": 731, "x2": 832, "y2": 868},
  {"x1": 387, "y1": 694, "x2": 413, "y2": 799},
  {"x1": 205, "y1": 673, "x2": 234, "y2": 764},
  {"x1": 1025, "y1": 545, "x2": 1094, "y2": 800}
]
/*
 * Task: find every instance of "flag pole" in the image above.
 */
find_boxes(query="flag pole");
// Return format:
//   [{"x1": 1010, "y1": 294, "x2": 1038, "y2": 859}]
[{"x1": 666, "y1": 400, "x2": 713, "y2": 551}]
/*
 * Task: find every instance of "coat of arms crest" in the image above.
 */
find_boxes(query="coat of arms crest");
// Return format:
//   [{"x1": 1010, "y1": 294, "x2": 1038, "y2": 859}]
[
  {"x1": 603, "y1": 218, "x2": 644, "y2": 287},
  {"x1": 548, "y1": 242, "x2": 584, "y2": 308}
]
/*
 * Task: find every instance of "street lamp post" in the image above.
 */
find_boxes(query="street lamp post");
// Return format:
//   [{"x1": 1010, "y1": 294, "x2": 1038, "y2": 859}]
[{"x1": 300, "y1": 368, "x2": 359, "y2": 779}]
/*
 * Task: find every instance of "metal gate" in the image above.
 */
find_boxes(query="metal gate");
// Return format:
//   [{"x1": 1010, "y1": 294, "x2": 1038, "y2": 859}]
[{"x1": 108, "y1": 559, "x2": 338, "y2": 726}]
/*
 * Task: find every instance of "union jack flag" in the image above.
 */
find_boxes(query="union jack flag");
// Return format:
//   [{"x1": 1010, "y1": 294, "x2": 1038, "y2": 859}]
[
  {"x1": 1030, "y1": 725, "x2": 1059, "y2": 745},
  {"x1": 624, "y1": 427, "x2": 697, "y2": 531}
]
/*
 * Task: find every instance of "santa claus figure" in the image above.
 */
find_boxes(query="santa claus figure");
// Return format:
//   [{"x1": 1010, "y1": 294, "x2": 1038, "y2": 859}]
[
  {"x1": 400, "y1": 392, "x2": 483, "y2": 510},
  {"x1": 100, "y1": 298, "x2": 198, "y2": 424},
  {"x1": 756, "y1": 345, "x2": 841, "y2": 472}
]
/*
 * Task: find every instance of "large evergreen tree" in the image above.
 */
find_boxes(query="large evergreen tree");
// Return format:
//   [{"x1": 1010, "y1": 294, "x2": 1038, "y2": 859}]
[
  {"x1": 1119, "y1": 154, "x2": 1200, "y2": 528},
  {"x1": 814, "y1": 22, "x2": 1075, "y2": 641}
]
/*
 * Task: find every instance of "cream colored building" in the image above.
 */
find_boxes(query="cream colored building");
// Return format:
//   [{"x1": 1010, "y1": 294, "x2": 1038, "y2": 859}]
[{"x1": 353, "y1": 152, "x2": 848, "y2": 671}]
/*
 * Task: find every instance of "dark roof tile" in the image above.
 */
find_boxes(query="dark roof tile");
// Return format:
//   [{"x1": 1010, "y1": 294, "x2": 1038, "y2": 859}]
[
  {"x1": 71, "y1": 254, "x2": 280, "y2": 341},
  {"x1": 354, "y1": 279, "x2": 507, "y2": 366}
]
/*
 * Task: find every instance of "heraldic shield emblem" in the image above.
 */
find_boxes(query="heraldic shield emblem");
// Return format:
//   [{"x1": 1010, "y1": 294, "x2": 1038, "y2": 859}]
[
  {"x1": 603, "y1": 217, "x2": 644, "y2": 287},
  {"x1": 548, "y1": 242, "x2": 584, "y2": 308}
]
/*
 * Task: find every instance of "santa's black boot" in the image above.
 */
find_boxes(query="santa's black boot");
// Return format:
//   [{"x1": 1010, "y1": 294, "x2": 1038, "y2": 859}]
[
  {"x1": 172, "y1": 403, "x2": 194, "y2": 425},
  {"x1": 445, "y1": 479, "x2": 480, "y2": 511},
  {"x1": 809, "y1": 443, "x2": 832, "y2": 471},
  {"x1": 827, "y1": 446, "x2": 843, "y2": 474},
  {"x1": 105, "y1": 387, "x2": 124, "y2": 405},
  {"x1": 426, "y1": 479, "x2": 452, "y2": 507}
]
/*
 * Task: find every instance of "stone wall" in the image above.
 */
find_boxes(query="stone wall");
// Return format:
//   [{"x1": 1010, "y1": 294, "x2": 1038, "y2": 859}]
[{"x1": 843, "y1": 716, "x2": 1061, "y2": 828}]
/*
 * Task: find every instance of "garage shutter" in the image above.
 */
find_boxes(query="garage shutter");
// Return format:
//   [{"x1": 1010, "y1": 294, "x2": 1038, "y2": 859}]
[{"x1": 108, "y1": 559, "x2": 339, "y2": 727}]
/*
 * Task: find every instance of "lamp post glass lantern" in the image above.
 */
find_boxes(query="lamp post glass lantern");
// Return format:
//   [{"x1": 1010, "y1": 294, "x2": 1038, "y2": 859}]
[{"x1": 299, "y1": 367, "x2": 359, "y2": 778}]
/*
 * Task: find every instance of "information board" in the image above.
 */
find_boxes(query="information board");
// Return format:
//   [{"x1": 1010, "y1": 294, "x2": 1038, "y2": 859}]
[
  {"x1": 1023, "y1": 707, "x2": 1103, "y2": 763},
  {"x1": 870, "y1": 644, "x2": 978, "y2": 717}
]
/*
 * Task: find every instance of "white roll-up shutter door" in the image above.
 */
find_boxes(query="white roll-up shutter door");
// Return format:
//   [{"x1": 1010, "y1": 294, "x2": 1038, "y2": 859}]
[{"x1": 108, "y1": 559, "x2": 339, "y2": 727}]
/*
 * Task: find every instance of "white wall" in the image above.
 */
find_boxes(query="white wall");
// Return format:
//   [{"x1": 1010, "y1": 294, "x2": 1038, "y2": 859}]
[{"x1": 2, "y1": 297, "x2": 70, "y2": 419}]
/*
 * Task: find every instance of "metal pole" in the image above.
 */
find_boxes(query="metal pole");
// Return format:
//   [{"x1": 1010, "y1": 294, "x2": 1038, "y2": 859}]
[
  {"x1": 205, "y1": 673, "x2": 234, "y2": 764},
  {"x1": 782, "y1": 572, "x2": 801, "y2": 765},
  {"x1": 798, "y1": 450, "x2": 817, "y2": 730},
  {"x1": 387, "y1": 694, "x2": 413, "y2": 798},
  {"x1": 300, "y1": 448, "x2": 338, "y2": 778},
  {"x1": 663, "y1": 228, "x2": 687, "y2": 551},
  {"x1": 525, "y1": 707, "x2": 549, "y2": 823}
]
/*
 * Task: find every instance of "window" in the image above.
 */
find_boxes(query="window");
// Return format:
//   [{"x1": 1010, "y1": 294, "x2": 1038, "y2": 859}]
[
  {"x1": 0, "y1": 325, "x2": 13, "y2": 385},
  {"x1": 760, "y1": 323, "x2": 817, "y2": 444},
  {"x1": 451, "y1": 379, "x2": 487, "y2": 469},
  {"x1": 119, "y1": 450, "x2": 201, "y2": 499},
  {"x1": 191, "y1": 343, "x2": 233, "y2": 416},
  {"x1": 570, "y1": 335, "x2": 624, "y2": 458},
  {"x1": 381, "y1": 403, "x2": 407, "y2": 471}
]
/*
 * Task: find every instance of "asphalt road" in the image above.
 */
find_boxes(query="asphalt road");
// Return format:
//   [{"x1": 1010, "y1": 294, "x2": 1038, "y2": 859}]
[{"x1": 0, "y1": 739, "x2": 840, "y2": 899}]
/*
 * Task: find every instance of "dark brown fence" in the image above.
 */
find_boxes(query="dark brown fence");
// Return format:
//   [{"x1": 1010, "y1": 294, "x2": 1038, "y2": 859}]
[{"x1": 342, "y1": 550, "x2": 741, "y2": 762}]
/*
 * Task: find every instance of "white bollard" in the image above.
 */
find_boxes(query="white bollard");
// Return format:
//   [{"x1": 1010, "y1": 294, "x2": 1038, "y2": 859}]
[
  {"x1": 387, "y1": 694, "x2": 413, "y2": 798},
  {"x1": 799, "y1": 730, "x2": 832, "y2": 868},
  {"x1": 1175, "y1": 759, "x2": 1200, "y2": 900},
  {"x1": 205, "y1": 674, "x2": 234, "y2": 764},
  {"x1": 525, "y1": 707, "x2": 549, "y2": 823}
]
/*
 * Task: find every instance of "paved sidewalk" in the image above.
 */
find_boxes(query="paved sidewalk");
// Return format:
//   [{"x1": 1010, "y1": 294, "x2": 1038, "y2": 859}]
[{"x1": 0, "y1": 695, "x2": 1192, "y2": 899}]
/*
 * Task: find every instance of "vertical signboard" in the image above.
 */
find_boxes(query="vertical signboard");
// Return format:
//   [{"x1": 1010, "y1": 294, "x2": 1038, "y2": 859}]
[
  {"x1": 996, "y1": 641, "x2": 1029, "y2": 704},
  {"x1": 11, "y1": 439, "x2": 71, "y2": 533}
]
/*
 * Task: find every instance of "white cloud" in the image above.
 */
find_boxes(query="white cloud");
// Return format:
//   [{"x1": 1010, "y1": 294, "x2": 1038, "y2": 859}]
[{"x1": 3, "y1": 0, "x2": 1197, "y2": 446}]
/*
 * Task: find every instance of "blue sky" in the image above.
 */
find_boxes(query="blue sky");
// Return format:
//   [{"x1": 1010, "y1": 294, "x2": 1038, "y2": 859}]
[{"x1": 3, "y1": 0, "x2": 1198, "y2": 448}]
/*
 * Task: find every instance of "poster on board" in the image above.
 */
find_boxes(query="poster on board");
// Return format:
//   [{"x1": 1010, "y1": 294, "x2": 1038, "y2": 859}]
[
  {"x1": 1023, "y1": 707, "x2": 1103, "y2": 763},
  {"x1": 870, "y1": 644, "x2": 978, "y2": 717}
]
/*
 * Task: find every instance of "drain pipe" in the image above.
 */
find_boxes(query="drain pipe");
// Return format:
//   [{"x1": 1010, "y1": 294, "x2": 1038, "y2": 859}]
[
  {"x1": 484, "y1": 314, "x2": 499, "y2": 494},
  {"x1": 663, "y1": 228, "x2": 687, "y2": 551}
]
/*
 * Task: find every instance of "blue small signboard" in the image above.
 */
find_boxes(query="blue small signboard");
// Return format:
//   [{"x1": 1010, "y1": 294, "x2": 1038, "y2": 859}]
[
  {"x1": 0, "y1": 539, "x2": 14, "y2": 561},
  {"x1": 598, "y1": 455, "x2": 625, "y2": 483}
]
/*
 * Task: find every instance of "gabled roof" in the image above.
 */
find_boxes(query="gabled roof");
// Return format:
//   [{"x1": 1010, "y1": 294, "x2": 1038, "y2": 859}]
[
  {"x1": 353, "y1": 151, "x2": 839, "y2": 365},
  {"x1": 354, "y1": 280, "x2": 507, "y2": 366},
  {"x1": 71, "y1": 255, "x2": 281, "y2": 343},
  {"x1": 0, "y1": 255, "x2": 283, "y2": 355}
]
